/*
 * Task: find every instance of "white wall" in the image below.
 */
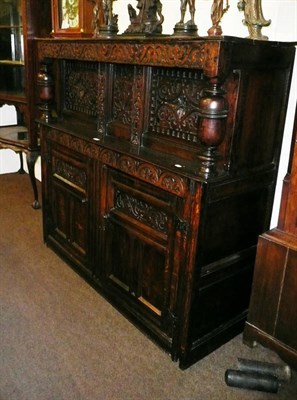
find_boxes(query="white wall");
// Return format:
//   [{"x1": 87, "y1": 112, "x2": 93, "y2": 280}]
[{"x1": 1, "y1": 0, "x2": 296, "y2": 225}]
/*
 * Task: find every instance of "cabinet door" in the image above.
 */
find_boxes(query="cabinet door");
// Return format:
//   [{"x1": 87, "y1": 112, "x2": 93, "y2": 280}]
[
  {"x1": 97, "y1": 167, "x2": 188, "y2": 354},
  {"x1": 44, "y1": 143, "x2": 92, "y2": 276}
]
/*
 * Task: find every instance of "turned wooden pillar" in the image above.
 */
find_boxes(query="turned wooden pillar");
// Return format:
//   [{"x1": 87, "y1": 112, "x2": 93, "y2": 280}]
[
  {"x1": 197, "y1": 78, "x2": 228, "y2": 178},
  {"x1": 37, "y1": 60, "x2": 56, "y2": 123}
]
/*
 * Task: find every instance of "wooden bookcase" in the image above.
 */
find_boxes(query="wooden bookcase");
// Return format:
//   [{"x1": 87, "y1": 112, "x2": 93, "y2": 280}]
[{"x1": 0, "y1": 0, "x2": 51, "y2": 208}]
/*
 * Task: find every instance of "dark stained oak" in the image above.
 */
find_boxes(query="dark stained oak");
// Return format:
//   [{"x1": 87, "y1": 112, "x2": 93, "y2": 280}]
[{"x1": 36, "y1": 36, "x2": 296, "y2": 369}]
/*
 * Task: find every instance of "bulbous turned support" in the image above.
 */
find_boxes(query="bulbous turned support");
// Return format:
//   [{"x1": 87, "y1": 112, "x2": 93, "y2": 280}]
[
  {"x1": 197, "y1": 79, "x2": 228, "y2": 178},
  {"x1": 37, "y1": 60, "x2": 56, "y2": 123}
]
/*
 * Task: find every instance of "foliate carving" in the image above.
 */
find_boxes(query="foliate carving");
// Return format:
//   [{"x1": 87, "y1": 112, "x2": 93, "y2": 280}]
[
  {"x1": 101, "y1": 149, "x2": 117, "y2": 167},
  {"x1": 138, "y1": 163, "x2": 160, "y2": 185},
  {"x1": 131, "y1": 66, "x2": 146, "y2": 145},
  {"x1": 149, "y1": 68, "x2": 205, "y2": 144},
  {"x1": 47, "y1": 129, "x2": 186, "y2": 196},
  {"x1": 111, "y1": 64, "x2": 145, "y2": 146},
  {"x1": 47, "y1": 130, "x2": 101, "y2": 159},
  {"x1": 115, "y1": 191, "x2": 168, "y2": 233},
  {"x1": 118, "y1": 156, "x2": 137, "y2": 175},
  {"x1": 159, "y1": 173, "x2": 184, "y2": 195},
  {"x1": 54, "y1": 159, "x2": 87, "y2": 191},
  {"x1": 65, "y1": 61, "x2": 98, "y2": 116},
  {"x1": 37, "y1": 41, "x2": 209, "y2": 71},
  {"x1": 97, "y1": 65, "x2": 107, "y2": 136},
  {"x1": 136, "y1": 43, "x2": 205, "y2": 68},
  {"x1": 97, "y1": 43, "x2": 136, "y2": 63},
  {"x1": 113, "y1": 65, "x2": 134, "y2": 125}
]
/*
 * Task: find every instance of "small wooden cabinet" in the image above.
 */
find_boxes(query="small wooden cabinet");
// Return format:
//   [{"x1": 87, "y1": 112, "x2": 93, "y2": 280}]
[
  {"x1": 0, "y1": 0, "x2": 51, "y2": 208},
  {"x1": 37, "y1": 36, "x2": 296, "y2": 369},
  {"x1": 243, "y1": 102, "x2": 297, "y2": 369}
]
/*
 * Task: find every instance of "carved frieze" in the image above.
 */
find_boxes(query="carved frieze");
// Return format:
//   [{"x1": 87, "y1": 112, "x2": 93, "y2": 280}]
[
  {"x1": 46, "y1": 129, "x2": 186, "y2": 196},
  {"x1": 37, "y1": 40, "x2": 216, "y2": 72}
]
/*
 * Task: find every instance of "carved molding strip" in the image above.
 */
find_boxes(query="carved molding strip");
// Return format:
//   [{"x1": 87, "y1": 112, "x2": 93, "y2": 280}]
[
  {"x1": 54, "y1": 159, "x2": 87, "y2": 191},
  {"x1": 97, "y1": 65, "x2": 106, "y2": 137},
  {"x1": 115, "y1": 190, "x2": 168, "y2": 233},
  {"x1": 47, "y1": 129, "x2": 186, "y2": 196}
]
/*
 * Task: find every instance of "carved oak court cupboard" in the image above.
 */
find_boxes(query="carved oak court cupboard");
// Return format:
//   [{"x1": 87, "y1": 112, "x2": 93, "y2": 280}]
[{"x1": 36, "y1": 36, "x2": 296, "y2": 369}]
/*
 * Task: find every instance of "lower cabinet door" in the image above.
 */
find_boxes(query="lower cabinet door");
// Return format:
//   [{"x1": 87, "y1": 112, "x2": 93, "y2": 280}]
[
  {"x1": 97, "y1": 166, "x2": 187, "y2": 354},
  {"x1": 45, "y1": 145, "x2": 92, "y2": 276}
]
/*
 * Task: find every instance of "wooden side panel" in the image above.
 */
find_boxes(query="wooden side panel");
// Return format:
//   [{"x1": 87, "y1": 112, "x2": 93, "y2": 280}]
[
  {"x1": 275, "y1": 248, "x2": 297, "y2": 349},
  {"x1": 247, "y1": 235, "x2": 287, "y2": 335}
]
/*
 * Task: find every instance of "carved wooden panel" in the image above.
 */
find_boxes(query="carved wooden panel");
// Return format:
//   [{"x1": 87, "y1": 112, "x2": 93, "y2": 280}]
[
  {"x1": 115, "y1": 190, "x2": 168, "y2": 234},
  {"x1": 107, "y1": 64, "x2": 147, "y2": 145},
  {"x1": 53, "y1": 157, "x2": 87, "y2": 192},
  {"x1": 64, "y1": 60, "x2": 98, "y2": 116},
  {"x1": 149, "y1": 67, "x2": 205, "y2": 145}
]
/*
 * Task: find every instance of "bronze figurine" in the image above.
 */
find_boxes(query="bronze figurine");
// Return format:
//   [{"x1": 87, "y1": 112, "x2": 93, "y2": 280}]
[
  {"x1": 207, "y1": 0, "x2": 230, "y2": 36},
  {"x1": 238, "y1": 0, "x2": 271, "y2": 40},
  {"x1": 173, "y1": 0, "x2": 198, "y2": 36},
  {"x1": 92, "y1": 0, "x2": 118, "y2": 37},
  {"x1": 124, "y1": 0, "x2": 164, "y2": 36}
]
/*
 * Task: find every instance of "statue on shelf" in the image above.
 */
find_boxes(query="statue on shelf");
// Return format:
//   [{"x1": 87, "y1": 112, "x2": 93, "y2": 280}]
[
  {"x1": 173, "y1": 0, "x2": 198, "y2": 36},
  {"x1": 124, "y1": 0, "x2": 164, "y2": 36},
  {"x1": 207, "y1": 0, "x2": 230, "y2": 36},
  {"x1": 237, "y1": 0, "x2": 271, "y2": 40},
  {"x1": 92, "y1": 0, "x2": 118, "y2": 37}
]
